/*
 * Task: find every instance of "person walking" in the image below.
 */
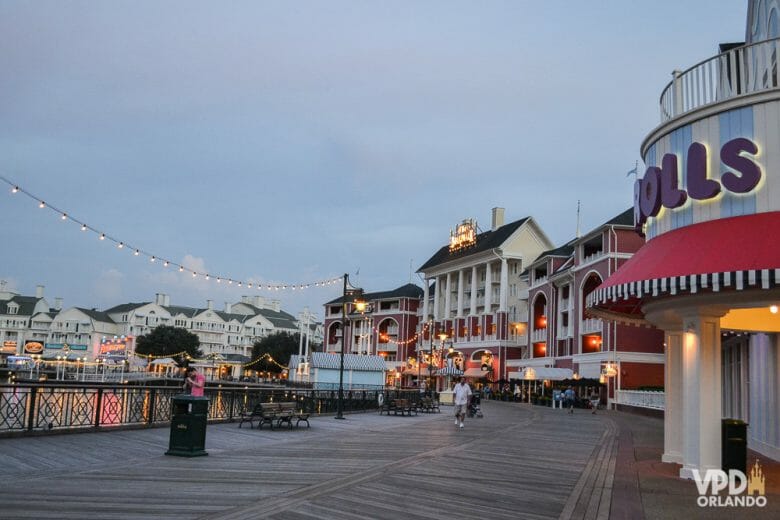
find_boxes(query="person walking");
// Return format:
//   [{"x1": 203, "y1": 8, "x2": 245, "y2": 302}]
[
  {"x1": 589, "y1": 390, "x2": 600, "y2": 414},
  {"x1": 453, "y1": 376, "x2": 472, "y2": 429},
  {"x1": 564, "y1": 386, "x2": 575, "y2": 414},
  {"x1": 184, "y1": 367, "x2": 205, "y2": 397}
]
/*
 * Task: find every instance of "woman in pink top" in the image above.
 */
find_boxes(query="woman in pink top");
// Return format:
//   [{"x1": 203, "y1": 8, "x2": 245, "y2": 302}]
[{"x1": 185, "y1": 367, "x2": 206, "y2": 397}]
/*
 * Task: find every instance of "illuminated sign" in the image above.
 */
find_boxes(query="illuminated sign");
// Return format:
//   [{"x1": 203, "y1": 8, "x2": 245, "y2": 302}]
[
  {"x1": 634, "y1": 137, "x2": 762, "y2": 230},
  {"x1": 1, "y1": 341, "x2": 17, "y2": 354},
  {"x1": 45, "y1": 343, "x2": 88, "y2": 351},
  {"x1": 99, "y1": 338, "x2": 128, "y2": 356},
  {"x1": 449, "y1": 219, "x2": 477, "y2": 252},
  {"x1": 23, "y1": 341, "x2": 44, "y2": 354}
]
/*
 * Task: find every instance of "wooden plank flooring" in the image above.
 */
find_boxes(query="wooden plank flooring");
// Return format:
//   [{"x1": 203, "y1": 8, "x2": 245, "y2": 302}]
[{"x1": 0, "y1": 402, "x2": 616, "y2": 520}]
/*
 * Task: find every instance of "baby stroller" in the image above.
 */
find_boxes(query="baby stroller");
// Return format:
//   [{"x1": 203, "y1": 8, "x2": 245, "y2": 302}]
[{"x1": 468, "y1": 393, "x2": 483, "y2": 418}]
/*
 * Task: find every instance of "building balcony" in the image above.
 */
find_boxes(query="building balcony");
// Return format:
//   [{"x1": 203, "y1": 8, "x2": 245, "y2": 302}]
[
  {"x1": 580, "y1": 318, "x2": 602, "y2": 335},
  {"x1": 530, "y1": 328, "x2": 547, "y2": 343},
  {"x1": 659, "y1": 37, "x2": 780, "y2": 122},
  {"x1": 557, "y1": 325, "x2": 572, "y2": 338}
]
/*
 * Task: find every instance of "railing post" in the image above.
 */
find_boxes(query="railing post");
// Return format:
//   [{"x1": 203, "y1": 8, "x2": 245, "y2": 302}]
[
  {"x1": 148, "y1": 388, "x2": 157, "y2": 425},
  {"x1": 94, "y1": 388, "x2": 104, "y2": 428},
  {"x1": 672, "y1": 69, "x2": 683, "y2": 118},
  {"x1": 26, "y1": 386, "x2": 38, "y2": 432}
]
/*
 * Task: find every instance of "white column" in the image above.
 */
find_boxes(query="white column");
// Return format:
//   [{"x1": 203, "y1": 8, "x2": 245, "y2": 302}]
[
  {"x1": 484, "y1": 262, "x2": 493, "y2": 311},
  {"x1": 433, "y1": 276, "x2": 441, "y2": 321},
  {"x1": 456, "y1": 270, "x2": 465, "y2": 317},
  {"x1": 470, "y1": 266, "x2": 478, "y2": 315},
  {"x1": 679, "y1": 313, "x2": 722, "y2": 480},
  {"x1": 662, "y1": 330, "x2": 684, "y2": 464},
  {"x1": 499, "y1": 258, "x2": 508, "y2": 312},
  {"x1": 422, "y1": 279, "x2": 430, "y2": 322},
  {"x1": 444, "y1": 273, "x2": 452, "y2": 319}
]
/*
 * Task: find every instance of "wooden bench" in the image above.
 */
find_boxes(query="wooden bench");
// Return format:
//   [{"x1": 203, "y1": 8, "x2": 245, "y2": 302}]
[
  {"x1": 238, "y1": 403, "x2": 265, "y2": 429},
  {"x1": 391, "y1": 399, "x2": 416, "y2": 416},
  {"x1": 270, "y1": 402, "x2": 311, "y2": 429}
]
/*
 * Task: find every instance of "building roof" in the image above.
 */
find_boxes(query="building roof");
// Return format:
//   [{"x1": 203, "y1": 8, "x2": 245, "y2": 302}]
[
  {"x1": 417, "y1": 217, "x2": 530, "y2": 271},
  {"x1": 164, "y1": 305, "x2": 201, "y2": 318},
  {"x1": 290, "y1": 352, "x2": 386, "y2": 371},
  {"x1": 0, "y1": 295, "x2": 42, "y2": 316},
  {"x1": 605, "y1": 208, "x2": 634, "y2": 227},
  {"x1": 75, "y1": 308, "x2": 116, "y2": 324},
  {"x1": 325, "y1": 283, "x2": 423, "y2": 305},
  {"x1": 104, "y1": 302, "x2": 150, "y2": 314}
]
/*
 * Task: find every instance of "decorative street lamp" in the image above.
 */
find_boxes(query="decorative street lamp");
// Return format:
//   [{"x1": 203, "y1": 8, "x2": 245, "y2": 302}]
[{"x1": 336, "y1": 273, "x2": 363, "y2": 420}]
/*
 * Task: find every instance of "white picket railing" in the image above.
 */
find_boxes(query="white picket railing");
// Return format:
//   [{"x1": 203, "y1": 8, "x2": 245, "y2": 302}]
[
  {"x1": 616, "y1": 390, "x2": 665, "y2": 410},
  {"x1": 660, "y1": 37, "x2": 780, "y2": 122}
]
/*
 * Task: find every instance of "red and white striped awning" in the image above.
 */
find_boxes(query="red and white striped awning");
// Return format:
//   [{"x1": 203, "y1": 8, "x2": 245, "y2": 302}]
[{"x1": 588, "y1": 213, "x2": 780, "y2": 324}]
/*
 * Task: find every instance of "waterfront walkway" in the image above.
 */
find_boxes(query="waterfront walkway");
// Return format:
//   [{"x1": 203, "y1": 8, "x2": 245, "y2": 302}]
[{"x1": 0, "y1": 401, "x2": 777, "y2": 519}]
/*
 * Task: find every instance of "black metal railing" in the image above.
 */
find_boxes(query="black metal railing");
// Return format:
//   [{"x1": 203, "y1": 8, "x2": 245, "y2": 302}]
[{"x1": 0, "y1": 383, "x2": 424, "y2": 436}]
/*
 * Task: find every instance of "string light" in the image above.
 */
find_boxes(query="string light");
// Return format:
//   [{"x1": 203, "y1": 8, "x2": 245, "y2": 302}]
[{"x1": 0, "y1": 175, "x2": 344, "y2": 291}]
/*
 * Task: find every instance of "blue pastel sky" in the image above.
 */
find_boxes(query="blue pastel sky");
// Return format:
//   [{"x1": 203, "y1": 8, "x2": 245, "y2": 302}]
[{"x1": 0, "y1": 1, "x2": 747, "y2": 317}]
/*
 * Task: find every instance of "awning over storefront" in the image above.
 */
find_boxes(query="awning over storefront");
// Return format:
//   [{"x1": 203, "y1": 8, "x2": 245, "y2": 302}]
[
  {"x1": 463, "y1": 367, "x2": 489, "y2": 378},
  {"x1": 436, "y1": 366, "x2": 464, "y2": 376},
  {"x1": 509, "y1": 367, "x2": 573, "y2": 381},
  {"x1": 588, "y1": 213, "x2": 780, "y2": 324}
]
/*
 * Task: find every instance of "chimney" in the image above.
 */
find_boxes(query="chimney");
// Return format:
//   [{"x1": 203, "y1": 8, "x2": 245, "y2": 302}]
[
  {"x1": 54, "y1": 297, "x2": 63, "y2": 310},
  {"x1": 207, "y1": 300, "x2": 213, "y2": 310},
  {"x1": 155, "y1": 293, "x2": 164, "y2": 306},
  {"x1": 491, "y1": 207, "x2": 505, "y2": 231},
  {"x1": 225, "y1": 302, "x2": 232, "y2": 314},
  {"x1": 164, "y1": 294, "x2": 170, "y2": 306},
  {"x1": 241, "y1": 295, "x2": 250, "y2": 304},
  {"x1": 254, "y1": 296, "x2": 264, "y2": 308},
  {"x1": 36, "y1": 285, "x2": 44, "y2": 298}
]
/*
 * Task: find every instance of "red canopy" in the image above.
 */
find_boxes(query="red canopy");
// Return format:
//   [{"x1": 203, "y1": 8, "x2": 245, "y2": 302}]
[{"x1": 588, "y1": 212, "x2": 780, "y2": 323}]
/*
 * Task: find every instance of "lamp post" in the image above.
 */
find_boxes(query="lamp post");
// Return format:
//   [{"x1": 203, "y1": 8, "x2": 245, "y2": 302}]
[{"x1": 337, "y1": 273, "x2": 363, "y2": 420}]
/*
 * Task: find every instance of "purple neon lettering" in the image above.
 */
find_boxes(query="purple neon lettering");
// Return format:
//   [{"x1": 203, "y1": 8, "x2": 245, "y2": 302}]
[
  {"x1": 639, "y1": 166, "x2": 662, "y2": 218},
  {"x1": 660, "y1": 153, "x2": 687, "y2": 209},
  {"x1": 721, "y1": 137, "x2": 762, "y2": 193},
  {"x1": 686, "y1": 142, "x2": 721, "y2": 200}
]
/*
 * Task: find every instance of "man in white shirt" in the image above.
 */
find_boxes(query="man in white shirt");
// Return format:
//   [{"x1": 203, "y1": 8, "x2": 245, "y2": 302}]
[{"x1": 453, "y1": 377, "x2": 472, "y2": 429}]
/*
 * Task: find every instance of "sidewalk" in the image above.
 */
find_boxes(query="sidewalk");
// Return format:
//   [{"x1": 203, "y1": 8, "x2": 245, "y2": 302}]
[
  {"x1": 607, "y1": 409, "x2": 779, "y2": 519},
  {"x1": 0, "y1": 401, "x2": 776, "y2": 519}
]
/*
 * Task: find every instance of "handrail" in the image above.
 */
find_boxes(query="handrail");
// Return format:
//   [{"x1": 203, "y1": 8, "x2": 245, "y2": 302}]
[
  {"x1": 659, "y1": 37, "x2": 780, "y2": 122},
  {"x1": 0, "y1": 382, "x2": 396, "y2": 436}
]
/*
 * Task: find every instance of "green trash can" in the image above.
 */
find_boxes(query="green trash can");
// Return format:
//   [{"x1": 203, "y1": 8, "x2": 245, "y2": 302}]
[
  {"x1": 721, "y1": 418, "x2": 747, "y2": 473},
  {"x1": 165, "y1": 395, "x2": 209, "y2": 457}
]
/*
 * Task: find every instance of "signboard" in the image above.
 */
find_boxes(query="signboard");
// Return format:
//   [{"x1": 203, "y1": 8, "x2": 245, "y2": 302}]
[
  {"x1": 449, "y1": 219, "x2": 477, "y2": 252},
  {"x1": 1, "y1": 341, "x2": 17, "y2": 354},
  {"x1": 99, "y1": 338, "x2": 128, "y2": 356},
  {"x1": 634, "y1": 137, "x2": 762, "y2": 232},
  {"x1": 45, "y1": 343, "x2": 88, "y2": 351},
  {"x1": 23, "y1": 340, "x2": 44, "y2": 354}
]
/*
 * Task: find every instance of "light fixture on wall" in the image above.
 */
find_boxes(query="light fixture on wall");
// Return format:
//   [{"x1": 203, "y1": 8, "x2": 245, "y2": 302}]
[{"x1": 770, "y1": 305, "x2": 778, "y2": 314}]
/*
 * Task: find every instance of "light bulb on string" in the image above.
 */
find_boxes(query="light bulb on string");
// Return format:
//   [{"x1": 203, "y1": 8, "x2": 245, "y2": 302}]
[
  {"x1": 178, "y1": 266, "x2": 184, "y2": 272},
  {"x1": 12, "y1": 186, "x2": 19, "y2": 193},
  {"x1": 81, "y1": 224, "x2": 87, "y2": 231},
  {"x1": 39, "y1": 201, "x2": 45, "y2": 208},
  {"x1": 99, "y1": 233, "x2": 105, "y2": 240},
  {"x1": 164, "y1": 261, "x2": 169, "y2": 267},
  {"x1": 205, "y1": 274, "x2": 210, "y2": 280},
  {"x1": 118, "y1": 242, "x2": 124, "y2": 249},
  {"x1": 61, "y1": 213, "x2": 67, "y2": 220},
  {"x1": 150, "y1": 256, "x2": 155, "y2": 262},
  {"x1": 134, "y1": 249, "x2": 139, "y2": 256}
]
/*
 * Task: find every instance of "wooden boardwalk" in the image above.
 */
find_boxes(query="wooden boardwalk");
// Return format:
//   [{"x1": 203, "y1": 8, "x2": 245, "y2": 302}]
[{"x1": 0, "y1": 401, "x2": 617, "y2": 520}]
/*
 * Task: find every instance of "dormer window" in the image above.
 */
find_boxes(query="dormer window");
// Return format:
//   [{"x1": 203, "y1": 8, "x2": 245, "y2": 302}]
[{"x1": 8, "y1": 303, "x2": 19, "y2": 315}]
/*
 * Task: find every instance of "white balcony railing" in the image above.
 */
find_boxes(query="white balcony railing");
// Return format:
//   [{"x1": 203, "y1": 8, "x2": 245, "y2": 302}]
[
  {"x1": 530, "y1": 328, "x2": 547, "y2": 343},
  {"x1": 580, "y1": 318, "x2": 602, "y2": 335},
  {"x1": 616, "y1": 390, "x2": 665, "y2": 410},
  {"x1": 660, "y1": 37, "x2": 780, "y2": 122},
  {"x1": 557, "y1": 325, "x2": 571, "y2": 338}
]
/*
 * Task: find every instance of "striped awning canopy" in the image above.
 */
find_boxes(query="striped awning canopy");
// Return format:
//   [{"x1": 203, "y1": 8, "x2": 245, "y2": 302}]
[
  {"x1": 436, "y1": 366, "x2": 464, "y2": 376},
  {"x1": 291, "y1": 352, "x2": 387, "y2": 372},
  {"x1": 588, "y1": 213, "x2": 780, "y2": 325}
]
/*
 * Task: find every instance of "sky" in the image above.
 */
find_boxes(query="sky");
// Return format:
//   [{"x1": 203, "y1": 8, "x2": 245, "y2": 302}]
[{"x1": 0, "y1": 1, "x2": 748, "y2": 319}]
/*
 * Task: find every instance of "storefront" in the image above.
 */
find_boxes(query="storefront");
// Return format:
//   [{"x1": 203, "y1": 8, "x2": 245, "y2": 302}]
[{"x1": 589, "y1": 4, "x2": 780, "y2": 479}]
